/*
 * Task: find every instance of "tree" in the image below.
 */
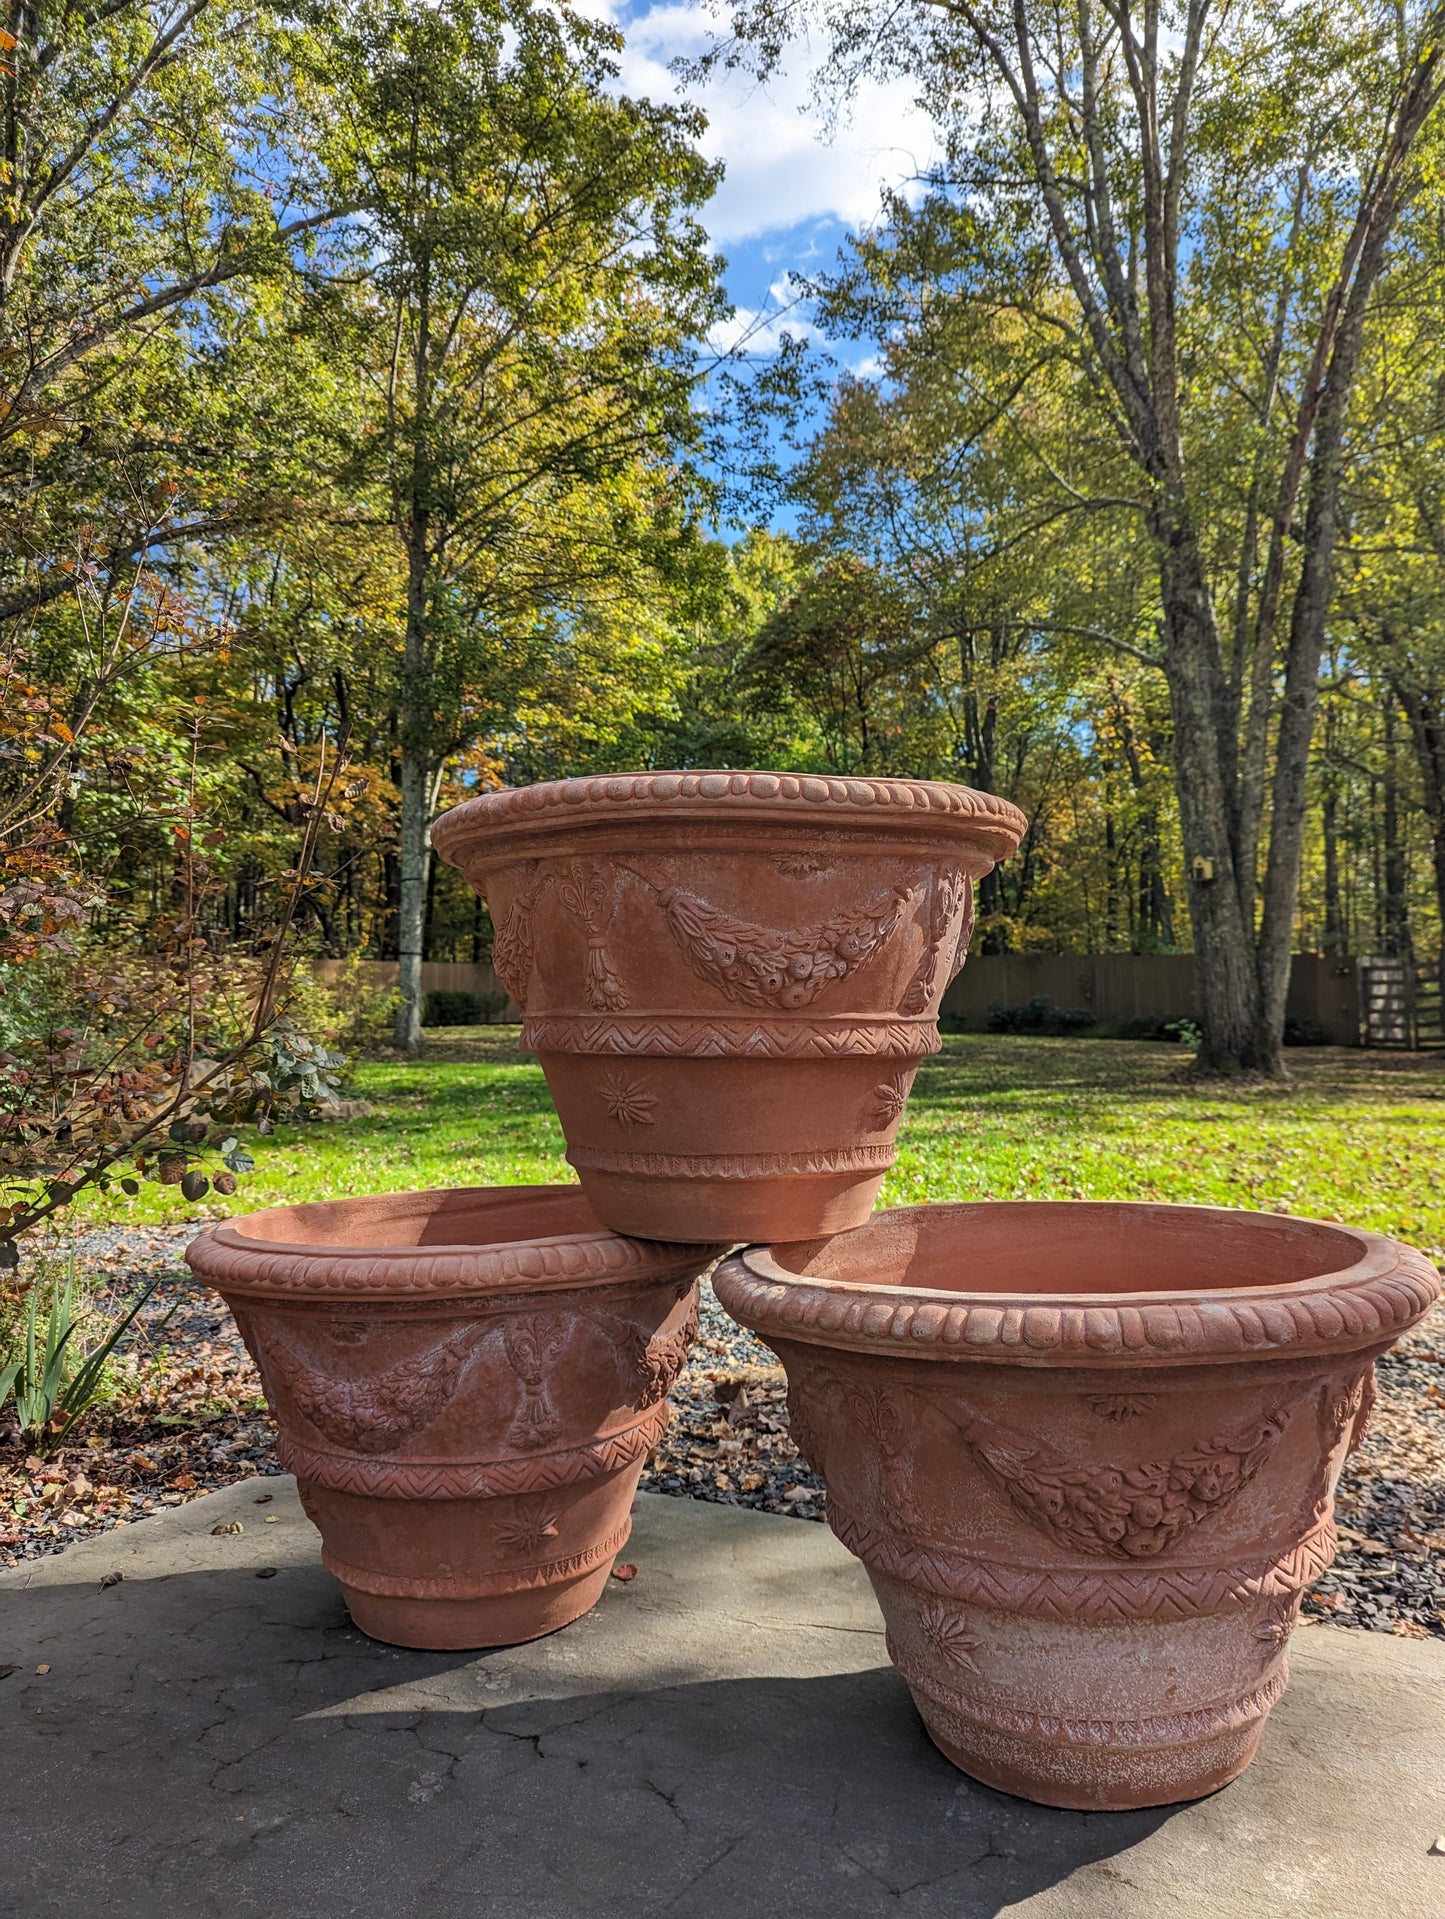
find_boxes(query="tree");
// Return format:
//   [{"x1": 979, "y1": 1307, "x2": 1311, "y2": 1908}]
[
  {"x1": 0, "y1": 0, "x2": 345, "y2": 630},
  {"x1": 301, "y1": 0, "x2": 724, "y2": 1049},
  {"x1": 712, "y1": 0, "x2": 1445, "y2": 1070}
]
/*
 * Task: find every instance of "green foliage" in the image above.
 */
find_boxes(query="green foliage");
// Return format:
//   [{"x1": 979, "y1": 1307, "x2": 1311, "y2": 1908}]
[
  {"x1": 0, "y1": 1260, "x2": 158, "y2": 1454},
  {"x1": 985, "y1": 997, "x2": 1097, "y2": 1036},
  {"x1": 422, "y1": 989, "x2": 507, "y2": 1026}
]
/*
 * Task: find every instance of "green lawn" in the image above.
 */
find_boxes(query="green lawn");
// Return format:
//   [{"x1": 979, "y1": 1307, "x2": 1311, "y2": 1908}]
[{"x1": 82, "y1": 1030, "x2": 1445, "y2": 1259}]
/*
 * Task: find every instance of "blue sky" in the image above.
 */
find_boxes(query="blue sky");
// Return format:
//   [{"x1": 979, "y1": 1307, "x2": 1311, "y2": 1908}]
[{"x1": 595, "y1": 1, "x2": 938, "y2": 370}]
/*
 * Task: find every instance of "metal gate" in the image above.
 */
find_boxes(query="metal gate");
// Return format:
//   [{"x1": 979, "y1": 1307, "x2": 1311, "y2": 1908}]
[
  {"x1": 1414, "y1": 963, "x2": 1444, "y2": 1049},
  {"x1": 1360, "y1": 957, "x2": 1415, "y2": 1048}
]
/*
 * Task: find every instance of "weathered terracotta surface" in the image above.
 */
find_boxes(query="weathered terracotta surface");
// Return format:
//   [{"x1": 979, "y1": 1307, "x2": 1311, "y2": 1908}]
[
  {"x1": 186, "y1": 1187, "x2": 721, "y2": 1649},
  {"x1": 713, "y1": 1201, "x2": 1440, "y2": 1810},
  {"x1": 430, "y1": 772, "x2": 1025, "y2": 1241}
]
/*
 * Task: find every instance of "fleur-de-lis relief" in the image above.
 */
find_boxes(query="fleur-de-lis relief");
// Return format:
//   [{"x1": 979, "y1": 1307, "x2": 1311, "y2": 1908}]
[
  {"x1": 599, "y1": 1068, "x2": 657, "y2": 1128},
  {"x1": 865, "y1": 1071, "x2": 914, "y2": 1131},
  {"x1": 847, "y1": 1383, "x2": 920, "y2": 1529},
  {"x1": 898, "y1": 871, "x2": 972, "y2": 1016},
  {"x1": 644, "y1": 877, "x2": 917, "y2": 1010},
  {"x1": 918, "y1": 1599, "x2": 984, "y2": 1674},
  {"x1": 940, "y1": 1399, "x2": 1292, "y2": 1559},
  {"x1": 502, "y1": 1315, "x2": 573, "y2": 1451},
  {"x1": 490, "y1": 866, "x2": 547, "y2": 1011},
  {"x1": 785, "y1": 1378, "x2": 829, "y2": 1474},
  {"x1": 1332, "y1": 1365, "x2": 1377, "y2": 1455},
  {"x1": 944, "y1": 877, "x2": 977, "y2": 985},
  {"x1": 554, "y1": 859, "x2": 628, "y2": 1011},
  {"x1": 496, "y1": 1504, "x2": 561, "y2": 1558},
  {"x1": 1086, "y1": 1393, "x2": 1159, "y2": 1423},
  {"x1": 259, "y1": 1328, "x2": 477, "y2": 1455}
]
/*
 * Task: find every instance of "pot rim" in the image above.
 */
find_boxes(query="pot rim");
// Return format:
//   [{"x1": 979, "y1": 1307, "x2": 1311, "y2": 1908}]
[
  {"x1": 715, "y1": 1199, "x2": 1440, "y2": 1366},
  {"x1": 185, "y1": 1183, "x2": 723, "y2": 1301},
  {"x1": 429, "y1": 769, "x2": 1027, "y2": 867}
]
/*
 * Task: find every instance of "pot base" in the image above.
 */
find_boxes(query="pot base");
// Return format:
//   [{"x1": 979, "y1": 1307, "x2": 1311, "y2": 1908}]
[
  {"x1": 573, "y1": 1168, "x2": 887, "y2": 1244},
  {"x1": 339, "y1": 1558, "x2": 617, "y2": 1651},
  {"x1": 918, "y1": 1701, "x2": 1265, "y2": 1811}
]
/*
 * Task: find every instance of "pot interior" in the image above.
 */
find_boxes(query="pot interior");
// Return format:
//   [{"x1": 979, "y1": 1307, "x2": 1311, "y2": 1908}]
[
  {"x1": 223, "y1": 1184, "x2": 605, "y2": 1256},
  {"x1": 764, "y1": 1201, "x2": 1367, "y2": 1299}
]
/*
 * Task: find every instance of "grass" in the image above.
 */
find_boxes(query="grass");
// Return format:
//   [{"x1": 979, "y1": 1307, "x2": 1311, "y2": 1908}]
[{"x1": 73, "y1": 1029, "x2": 1445, "y2": 1258}]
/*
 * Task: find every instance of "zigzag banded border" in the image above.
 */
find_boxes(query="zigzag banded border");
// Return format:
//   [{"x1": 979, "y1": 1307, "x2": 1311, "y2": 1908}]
[
  {"x1": 522, "y1": 1015, "x2": 942, "y2": 1059},
  {"x1": 567, "y1": 1143, "x2": 896, "y2": 1179},
  {"x1": 829, "y1": 1503, "x2": 1339, "y2": 1622},
  {"x1": 279, "y1": 1400, "x2": 670, "y2": 1499}
]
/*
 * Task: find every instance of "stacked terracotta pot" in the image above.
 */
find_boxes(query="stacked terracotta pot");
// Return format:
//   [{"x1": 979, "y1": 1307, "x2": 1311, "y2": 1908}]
[{"x1": 188, "y1": 771, "x2": 1439, "y2": 1815}]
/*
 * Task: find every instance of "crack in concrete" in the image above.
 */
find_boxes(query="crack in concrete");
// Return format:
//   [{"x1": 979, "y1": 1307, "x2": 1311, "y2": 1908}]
[{"x1": 639, "y1": 1776, "x2": 689, "y2": 1830}]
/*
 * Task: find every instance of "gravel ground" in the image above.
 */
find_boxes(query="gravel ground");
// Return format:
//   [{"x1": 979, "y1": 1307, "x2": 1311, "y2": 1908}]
[{"x1": 1, "y1": 1223, "x2": 1440, "y2": 1642}]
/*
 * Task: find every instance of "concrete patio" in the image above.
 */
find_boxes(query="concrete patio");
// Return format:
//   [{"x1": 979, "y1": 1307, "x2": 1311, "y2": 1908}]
[{"x1": 1, "y1": 1483, "x2": 1442, "y2": 1918}]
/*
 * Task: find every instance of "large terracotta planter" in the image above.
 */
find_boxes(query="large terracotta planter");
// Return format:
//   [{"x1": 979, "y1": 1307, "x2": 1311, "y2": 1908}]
[
  {"x1": 431, "y1": 772, "x2": 1025, "y2": 1241},
  {"x1": 186, "y1": 1187, "x2": 721, "y2": 1649},
  {"x1": 714, "y1": 1201, "x2": 1439, "y2": 1810}
]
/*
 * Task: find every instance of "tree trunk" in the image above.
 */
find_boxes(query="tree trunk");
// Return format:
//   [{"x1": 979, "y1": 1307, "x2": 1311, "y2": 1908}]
[
  {"x1": 393, "y1": 742, "x2": 431, "y2": 1052},
  {"x1": 1322, "y1": 786, "x2": 1346, "y2": 954},
  {"x1": 1381, "y1": 692, "x2": 1411, "y2": 959},
  {"x1": 393, "y1": 504, "x2": 433, "y2": 1053},
  {"x1": 1152, "y1": 509, "x2": 1267, "y2": 1070},
  {"x1": 1395, "y1": 679, "x2": 1445, "y2": 997}
]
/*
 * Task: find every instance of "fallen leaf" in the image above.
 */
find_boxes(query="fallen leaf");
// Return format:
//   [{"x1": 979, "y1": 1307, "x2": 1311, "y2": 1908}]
[
  {"x1": 1430, "y1": 1835, "x2": 1445, "y2": 1856},
  {"x1": 211, "y1": 1521, "x2": 243, "y2": 1536},
  {"x1": 263, "y1": 1515, "x2": 279, "y2": 1524},
  {"x1": 34, "y1": 1663, "x2": 49, "y2": 1674},
  {"x1": 1392, "y1": 1619, "x2": 1429, "y2": 1638},
  {"x1": 0, "y1": 1664, "x2": 15, "y2": 1680},
  {"x1": 99, "y1": 1571, "x2": 122, "y2": 1590},
  {"x1": 167, "y1": 1474, "x2": 198, "y2": 1492},
  {"x1": 255, "y1": 1567, "x2": 277, "y2": 1579},
  {"x1": 611, "y1": 1563, "x2": 638, "y2": 1582},
  {"x1": 253, "y1": 1492, "x2": 273, "y2": 1505},
  {"x1": 57, "y1": 1509, "x2": 85, "y2": 1527}
]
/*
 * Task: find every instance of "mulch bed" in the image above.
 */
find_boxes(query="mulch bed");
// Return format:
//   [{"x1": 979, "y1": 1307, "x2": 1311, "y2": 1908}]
[{"x1": 2, "y1": 1225, "x2": 1441, "y2": 1642}]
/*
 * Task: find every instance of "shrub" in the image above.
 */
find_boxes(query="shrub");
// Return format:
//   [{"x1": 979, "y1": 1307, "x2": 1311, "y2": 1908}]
[
  {"x1": 287, "y1": 959, "x2": 398, "y2": 1058},
  {"x1": 0, "y1": 1254, "x2": 157, "y2": 1454},
  {"x1": 422, "y1": 988, "x2": 509, "y2": 1027},
  {"x1": 1284, "y1": 1016, "x2": 1329, "y2": 1047},
  {"x1": 1115, "y1": 1014, "x2": 1201, "y2": 1043},
  {"x1": 986, "y1": 995, "x2": 1097, "y2": 1036}
]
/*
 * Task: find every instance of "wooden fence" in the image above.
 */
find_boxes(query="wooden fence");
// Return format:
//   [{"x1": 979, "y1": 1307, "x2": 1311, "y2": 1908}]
[
  {"x1": 940, "y1": 952, "x2": 1371, "y2": 1047},
  {"x1": 314, "y1": 958, "x2": 521, "y2": 1020},
  {"x1": 318, "y1": 953, "x2": 1417, "y2": 1047}
]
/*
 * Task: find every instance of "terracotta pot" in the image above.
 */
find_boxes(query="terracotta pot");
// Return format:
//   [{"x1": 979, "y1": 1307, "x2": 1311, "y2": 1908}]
[
  {"x1": 186, "y1": 1186, "x2": 721, "y2": 1649},
  {"x1": 430, "y1": 772, "x2": 1025, "y2": 1241},
  {"x1": 713, "y1": 1201, "x2": 1440, "y2": 1810}
]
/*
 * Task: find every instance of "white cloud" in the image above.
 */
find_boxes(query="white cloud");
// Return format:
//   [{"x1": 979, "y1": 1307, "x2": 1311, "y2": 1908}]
[{"x1": 601, "y1": 1, "x2": 940, "y2": 245}]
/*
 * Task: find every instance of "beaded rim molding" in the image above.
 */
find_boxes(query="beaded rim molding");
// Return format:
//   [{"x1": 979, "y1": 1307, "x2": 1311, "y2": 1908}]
[
  {"x1": 713, "y1": 1205, "x2": 1440, "y2": 1368},
  {"x1": 187, "y1": 1190, "x2": 720, "y2": 1301},
  {"x1": 430, "y1": 770, "x2": 1029, "y2": 865}
]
